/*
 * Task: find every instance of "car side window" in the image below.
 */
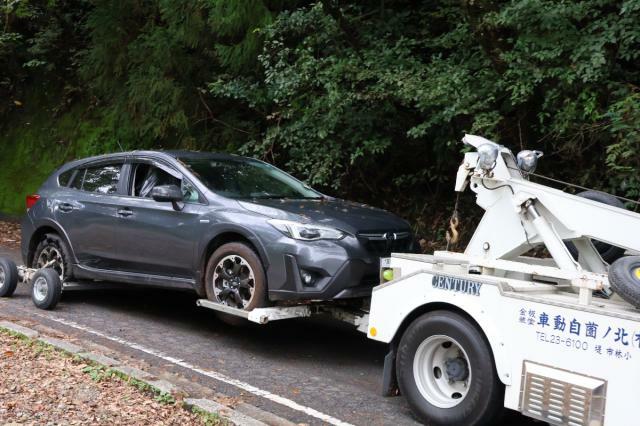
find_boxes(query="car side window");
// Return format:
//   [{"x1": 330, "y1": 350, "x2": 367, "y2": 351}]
[
  {"x1": 130, "y1": 163, "x2": 201, "y2": 203},
  {"x1": 71, "y1": 164, "x2": 122, "y2": 194},
  {"x1": 58, "y1": 169, "x2": 74, "y2": 187}
]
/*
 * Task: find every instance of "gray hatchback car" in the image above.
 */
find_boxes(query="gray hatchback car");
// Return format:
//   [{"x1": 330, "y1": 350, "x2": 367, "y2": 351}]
[{"x1": 21, "y1": 151, "x2": 412, "y2": 310}]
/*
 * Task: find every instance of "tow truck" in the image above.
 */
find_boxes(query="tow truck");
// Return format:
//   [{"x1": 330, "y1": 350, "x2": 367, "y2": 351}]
[{"x1": 1, "y1": 135, "x2": 639, "y2": 426}]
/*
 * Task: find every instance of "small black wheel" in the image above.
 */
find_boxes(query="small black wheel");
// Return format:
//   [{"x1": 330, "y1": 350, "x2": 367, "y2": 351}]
[
  {"x1": 31, "y1": 268, "x2": 62, "y2": 310},
  {"x1": 205, "y1": 242, "x2": 268, "y2": 311},
  {"x1": 396, "y1": 310, "x2": 504, "y2": 426},
  {"x1": 609, "y1": 256, "x2": 640, "y2": 309},
  {"x1": 566, "y1": 191, "x2": 626, "y2": 264},
  {"x1": 0, "y1": 257, "x2": 19, "y2": 297},
  {"x1": 32, "y1": 233, "x2": 73, "y2": 281}
]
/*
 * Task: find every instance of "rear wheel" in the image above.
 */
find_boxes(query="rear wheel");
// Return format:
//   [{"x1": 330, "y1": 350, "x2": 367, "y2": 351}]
[
  {"x1": 396, "y1": 310, "x2": 504, "y2": 426},
  {"x1": 32, "y1": 233, "x2": 72, "y2": 282},
  {"x1": 205, "y1": 242, "x2": 267, "y2": 311}
]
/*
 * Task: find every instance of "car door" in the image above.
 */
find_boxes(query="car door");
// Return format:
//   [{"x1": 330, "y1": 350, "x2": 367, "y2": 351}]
[
  {"x1": 109, "y1": 158, "x2": 206, "y2": 279},
  {"x1": 53, "y1": 159, "x2": 129, "y2": 270}
]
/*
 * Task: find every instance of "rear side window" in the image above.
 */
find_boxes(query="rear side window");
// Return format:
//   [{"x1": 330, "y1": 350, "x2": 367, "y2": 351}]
[
  {"x1": 71, "y1": 163, "x2": 122, "y2": 194},
  {"x1": 58, "y1": 169, "x2": 74, "y2": 186}
]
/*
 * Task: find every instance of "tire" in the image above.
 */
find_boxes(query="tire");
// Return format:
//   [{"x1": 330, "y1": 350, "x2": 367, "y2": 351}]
[
  {"x1": 396, "y1": 310, "x2": 504, "y2": 426},
  {"x1": 205, "y1": 242, "x2": 268, "y2": 311},
  {"x1": 609, "y1": 256, "x2": 640, "y2": 309},
  {"x1": 0, "y1": 257, "x2": 19, "y2": 297},
  {"x1": 566, "y1": 191, "x2": 626, "y2": 264},
  {"x1": 32, "y1": 233, "x2": 73, "y2": 281},
  {"x1": 31, "y1": 268, "x2": 62, "y2": 310}
]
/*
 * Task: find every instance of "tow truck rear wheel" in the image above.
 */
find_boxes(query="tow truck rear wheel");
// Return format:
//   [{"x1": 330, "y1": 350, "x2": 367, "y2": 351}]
[{"x1": 396, "y1": 310, "x2": 504, "y2": 426}]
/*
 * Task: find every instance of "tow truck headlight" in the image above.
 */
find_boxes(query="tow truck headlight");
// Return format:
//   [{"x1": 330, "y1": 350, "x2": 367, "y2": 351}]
[
  {"x1": 477, "y1": 143, "x2": 499, "y2": 171},
  {"x1": 268, "y1": 219, "x2": 345, "y2": 241}
]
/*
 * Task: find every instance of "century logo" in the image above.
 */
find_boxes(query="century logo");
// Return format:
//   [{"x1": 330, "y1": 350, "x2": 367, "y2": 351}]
[{"x1": 431, "y1": 275, "x2": 483, "y2": 296}]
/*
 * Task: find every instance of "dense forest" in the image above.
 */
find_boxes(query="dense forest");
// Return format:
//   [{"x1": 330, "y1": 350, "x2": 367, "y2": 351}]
[{"x1": 1, "y1": 0, "x2": 639, "y2": 244}]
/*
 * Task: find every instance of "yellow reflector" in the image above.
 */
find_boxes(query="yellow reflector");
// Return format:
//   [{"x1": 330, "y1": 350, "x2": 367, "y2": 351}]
[
  {"x1": 382, "y1": 268, "x2": 394, "y2": 282},
  {"x1": 635, "y1": 268, "x2": 640, "y2": 280},
  {"x1": 369, "y1": 327, "x2": 377, "y2": 337}
]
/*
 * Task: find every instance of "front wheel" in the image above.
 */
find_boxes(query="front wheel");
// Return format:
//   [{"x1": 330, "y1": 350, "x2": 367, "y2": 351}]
[
  {"x1": 205, "y1": 242, "x2": 267, "y2": 311},
  {"x1": 396, "y1": 310, "x2": 504, "y2": 426}
]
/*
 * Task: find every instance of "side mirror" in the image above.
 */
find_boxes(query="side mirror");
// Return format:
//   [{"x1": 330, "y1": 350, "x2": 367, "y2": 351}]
[{"x1": 151, "y1": 185, "x2": 183, "y2": 210}]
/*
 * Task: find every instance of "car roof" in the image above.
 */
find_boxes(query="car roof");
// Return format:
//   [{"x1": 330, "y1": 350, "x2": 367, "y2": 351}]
[{"x1": 60, "y1": 150, "x2": 250, "y2": 169}]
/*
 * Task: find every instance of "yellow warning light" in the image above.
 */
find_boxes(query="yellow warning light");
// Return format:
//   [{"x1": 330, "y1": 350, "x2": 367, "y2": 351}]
[{"x1": 369, "y1": 327, "x2": 377, "y2": 337}]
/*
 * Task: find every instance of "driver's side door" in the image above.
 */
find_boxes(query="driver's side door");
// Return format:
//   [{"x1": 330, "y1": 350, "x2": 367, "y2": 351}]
[{"x1": 111, "y1": 159, "x2": 206, "y2": 279}]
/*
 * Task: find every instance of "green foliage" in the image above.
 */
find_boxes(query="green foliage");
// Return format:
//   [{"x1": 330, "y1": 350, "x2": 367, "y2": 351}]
[
  {"x1": 1, "y1": 0, "x2": 639, "y2": 240},
  {"x1": 83, "y1": 364, "x2": 111, "y2": 382}
]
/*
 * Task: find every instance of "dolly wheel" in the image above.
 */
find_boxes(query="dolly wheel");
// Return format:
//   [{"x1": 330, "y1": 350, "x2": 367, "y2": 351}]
[
  {"x1": 31, "y1": 268, "x2": 62, "y2": 310},
  {"x1": 0, "y1": 258, "x2": 18, "y2": 297},
  {"x1": 396, "y1": 310, "x2": 504, "y2": 426}
]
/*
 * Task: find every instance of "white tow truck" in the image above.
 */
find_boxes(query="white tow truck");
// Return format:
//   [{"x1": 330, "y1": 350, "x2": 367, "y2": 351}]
[
  {"x1": 2, "y1": 135, "x2": 639, "y2": 425},
  {"x1": 197, "y1": 135, "x2": 640, "y2": 426}
]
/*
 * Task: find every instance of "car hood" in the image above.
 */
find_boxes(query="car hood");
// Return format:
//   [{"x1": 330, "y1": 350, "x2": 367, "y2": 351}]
[{"x1": 239, "y1": 198, "x2": 410, "y2": 235}]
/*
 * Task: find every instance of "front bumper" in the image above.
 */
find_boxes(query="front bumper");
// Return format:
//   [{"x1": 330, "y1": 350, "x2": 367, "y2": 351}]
[{"x1": 265, "y1": 234, "x2": 409, "y2": 301}]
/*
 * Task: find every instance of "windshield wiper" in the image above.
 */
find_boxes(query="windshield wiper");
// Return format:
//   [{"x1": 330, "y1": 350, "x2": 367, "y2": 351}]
[{"x1": 249, "y1": 195, "x2": 324, "y2": 200}]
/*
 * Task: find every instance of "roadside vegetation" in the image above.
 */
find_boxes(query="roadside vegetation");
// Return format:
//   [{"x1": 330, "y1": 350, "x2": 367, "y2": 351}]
[
  {"x1": 1, "y1": 0, "x2": 639, "y2": 245},
  {"x1": 0, "y1": 327, "x2": 219, "y2": 425}
]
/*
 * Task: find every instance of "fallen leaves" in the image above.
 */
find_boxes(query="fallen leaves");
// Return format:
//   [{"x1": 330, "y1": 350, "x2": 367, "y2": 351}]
[
  {"x1": 0, "y1": 221, "x2": 21, "y2": 249},
  {"x1": 0, "y1": 332, "x2": 206, "y2": 425}
]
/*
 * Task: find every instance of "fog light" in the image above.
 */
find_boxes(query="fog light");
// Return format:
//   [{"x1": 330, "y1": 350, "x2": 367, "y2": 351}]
[{"x1": 301, "y1": 270, "x2": 315, "y2": 286}]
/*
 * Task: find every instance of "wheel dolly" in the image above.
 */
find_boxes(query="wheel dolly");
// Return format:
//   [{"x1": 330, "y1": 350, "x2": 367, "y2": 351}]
[{"x1": 2, "y1": 135, "x2": 640, "y2": 425}]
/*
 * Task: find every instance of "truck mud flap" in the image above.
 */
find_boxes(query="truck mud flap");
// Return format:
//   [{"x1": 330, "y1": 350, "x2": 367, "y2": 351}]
[{"x1": 381, "y1": 344, "x2": 400, "y2": 397}]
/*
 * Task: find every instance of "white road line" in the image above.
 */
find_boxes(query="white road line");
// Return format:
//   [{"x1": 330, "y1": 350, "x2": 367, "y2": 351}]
[{"x1": 29, "y1": 311, "x2": 354, "y2": 426}]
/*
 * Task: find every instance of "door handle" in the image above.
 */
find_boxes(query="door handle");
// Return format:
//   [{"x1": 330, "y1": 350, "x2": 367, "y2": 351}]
[
  {"x1": 117, "y1": 208, "x2": 133, "y2": 217},
  {"x1": 59, "y1": 203, "x2": 74, "y2": 212}
]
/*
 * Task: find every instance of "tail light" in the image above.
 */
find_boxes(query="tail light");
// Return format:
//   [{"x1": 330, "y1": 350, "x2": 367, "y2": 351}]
[{"x1": 26, "y1": 194, "x2": 40, "y2": 210}]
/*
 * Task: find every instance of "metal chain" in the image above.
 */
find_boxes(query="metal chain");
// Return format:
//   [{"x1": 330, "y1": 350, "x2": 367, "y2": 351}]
[{"x1": 445, "y1": 192, "x2": 461, "y2": 251}]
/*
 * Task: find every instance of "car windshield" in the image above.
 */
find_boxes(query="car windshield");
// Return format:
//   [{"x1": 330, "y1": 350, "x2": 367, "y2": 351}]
[{"x1": 179, "y1": 157, "x2": 322, "y2": 200}]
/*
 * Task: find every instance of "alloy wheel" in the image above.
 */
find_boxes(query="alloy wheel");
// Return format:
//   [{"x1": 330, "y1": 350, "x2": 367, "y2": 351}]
[
  {"x1": 212, "y1": 255, "x2": 256, "y2": 309},
  {"x1": 36, "y1": 246, "x2": 64, "y2": 280}
]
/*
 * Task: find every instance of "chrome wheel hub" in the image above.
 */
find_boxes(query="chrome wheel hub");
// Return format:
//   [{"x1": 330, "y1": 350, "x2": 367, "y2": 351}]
[
  {"x1": 212, "y1": 255, "x2": 255, "y2": 309},
  {"x1": 33, "y1": 276, "x2": 48, "y2": 302},
  {"x1": 36, "y1": 246, "x2": 64, "y2": 280},
  {"x1": 413, "y1": 335, "x2": 472, "y2": 408},
  {"x1": 0, "y1": 268, "x2": 5, "y2": 288}
]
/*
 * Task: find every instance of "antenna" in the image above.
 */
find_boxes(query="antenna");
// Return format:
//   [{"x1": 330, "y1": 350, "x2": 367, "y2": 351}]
[{"x1": 116, "y1": 140, "x2": 125, "y2": 152}]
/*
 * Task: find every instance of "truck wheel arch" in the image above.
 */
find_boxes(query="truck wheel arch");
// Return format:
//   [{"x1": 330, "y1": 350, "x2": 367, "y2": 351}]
[{"x1": 390, "y1": 301, "x2": 512, "y2": 387}]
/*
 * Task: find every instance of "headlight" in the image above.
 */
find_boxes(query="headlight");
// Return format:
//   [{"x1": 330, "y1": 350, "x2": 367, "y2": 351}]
[{"x1": 268, "y1": 219, "x2": 345, "y2": 241}]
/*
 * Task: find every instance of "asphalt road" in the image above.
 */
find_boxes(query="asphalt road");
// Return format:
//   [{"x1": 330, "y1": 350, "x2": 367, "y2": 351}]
[{"x1": 0, "y1": 245, "x2": 539, "y2": 425}]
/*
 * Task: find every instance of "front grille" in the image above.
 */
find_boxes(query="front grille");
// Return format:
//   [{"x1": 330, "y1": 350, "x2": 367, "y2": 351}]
[
  {"x1": 520, "y1": 362, "x2": 606, "y2": 426},
  {"x1": 358, "y1": 231, "x2": 412, "y2": 256}
]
